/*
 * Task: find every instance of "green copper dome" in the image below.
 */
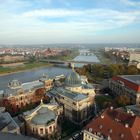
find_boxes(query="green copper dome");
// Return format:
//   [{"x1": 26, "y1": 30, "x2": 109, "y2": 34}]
[{"x1": 65, "y1": 71, "x2": 81, "y2": 87}]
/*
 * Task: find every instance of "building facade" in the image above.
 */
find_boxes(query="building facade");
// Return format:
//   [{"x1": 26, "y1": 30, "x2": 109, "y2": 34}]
[
  {"x1": 109, "y1": 75, "x2": 140, "y2": 104},
  {"x1": 39, "y1": 74, "x2": 54, "y2": 91},
  {"x1": 0, "y1": 80, "x2": 45, "y2": 113}
]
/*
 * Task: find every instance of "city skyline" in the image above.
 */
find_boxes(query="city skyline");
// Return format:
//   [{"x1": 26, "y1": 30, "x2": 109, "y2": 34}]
[{"x1": 0, "y1": 0, "x2": 140, "y2": 44}]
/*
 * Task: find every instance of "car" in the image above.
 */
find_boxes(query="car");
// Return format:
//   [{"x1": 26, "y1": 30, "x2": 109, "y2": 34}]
[{"x1": 72, "y1": 133, "x2": 79, "y2": 139}]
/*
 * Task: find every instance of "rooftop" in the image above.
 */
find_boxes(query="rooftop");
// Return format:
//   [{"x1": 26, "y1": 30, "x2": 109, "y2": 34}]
[
  {"x1": 1, "y1": 80, "x2": 44, "y2": 97},
  {"x1": 22, "y1": 81, "x2": 44, "y2": 92},
  {"x1": 0, "y1": 133, "x2": 37, "y2": 140},
  {"x1": 120, "y1": 75, "x2": 140, "y2": 85},
  {"x1": 0, "y1": 112, "x2": 19, "y2": 132},
  {"x1": 23, "y1": 101, "x2": 56, "y2": 126},
  {"x1": 56, "y1": 88, "x2": 88, "y2": 101},
  {"x1": 31, "y1": 107, "x2": 56, "y2": 125},
  {"x1": 85, "y1": 108, "x2": 140, "y2": 140},
  {"x1": 112, "y1": 75, "x2": 140, "y2": 92},
  {"x1": 126, "y1": 105, "x2": 140, "y2": 113}
]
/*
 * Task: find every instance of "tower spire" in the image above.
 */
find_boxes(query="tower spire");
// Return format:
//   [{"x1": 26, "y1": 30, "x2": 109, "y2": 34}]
[{"x1": 72, "y1": 63, "x2": 75, "y2": 71}]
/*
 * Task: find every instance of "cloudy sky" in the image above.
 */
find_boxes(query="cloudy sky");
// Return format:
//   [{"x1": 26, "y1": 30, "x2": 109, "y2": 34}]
[{"x1": 0, "y1": 0, "x2": 140, "y2": 44}]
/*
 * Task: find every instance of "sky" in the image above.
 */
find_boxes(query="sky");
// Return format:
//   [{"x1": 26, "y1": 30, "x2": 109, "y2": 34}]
[{"x1": 0, "y1": 0, "x2": 140, "y2": 44}]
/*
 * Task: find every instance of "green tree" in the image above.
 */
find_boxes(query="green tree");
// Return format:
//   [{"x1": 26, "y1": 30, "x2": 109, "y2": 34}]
[
  {"x1": 28, "y1": 56, "x2": 36, "y2": 63},
  {"x1": 115, "y1": 95, "x2": 130, "y2": 107},
  {"x1": 127, "y1": 65, "x2": 139, "y2": 75}
]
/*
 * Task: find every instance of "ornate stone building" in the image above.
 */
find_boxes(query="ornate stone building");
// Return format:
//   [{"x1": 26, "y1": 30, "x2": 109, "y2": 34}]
[
  {"x1": 49, "y1": 70, "x2": 95, "y2": 126},
  {"x1": 39, "y1": 74, "x2": 54, "y2": 91},
  {"x1": 0, "y1": 80, "x2": 45, "y2": 113},
  {"x1": 22, "y1": 100, "x2": 61, "y2": 139}
]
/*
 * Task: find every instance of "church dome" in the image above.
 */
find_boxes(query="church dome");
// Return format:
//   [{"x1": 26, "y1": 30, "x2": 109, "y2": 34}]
[
  {"x1": 65, "y1": 71, "x2": 81, "y2": 87},
  {"x1": 8, "y1": 79, "x2": 21, "y2": 89},
  {"x1": 31, "y1": 107, "x2": 56, "y2": 125}
]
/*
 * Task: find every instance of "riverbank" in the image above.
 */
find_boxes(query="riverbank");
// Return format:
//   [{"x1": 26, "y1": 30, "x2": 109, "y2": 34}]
[
  {"x1": 48, "y1": 49, "x2": 79, "y2": 61},
  {"x1": 0, "y1": 62, "x2": 52, "y2": 76},
  {"x1": 92, "y1": 50, "x2": 113, "y2": 64}
]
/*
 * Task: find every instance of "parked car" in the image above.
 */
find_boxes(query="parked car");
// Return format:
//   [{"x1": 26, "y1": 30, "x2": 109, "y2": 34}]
[{"x1": 72, "y1": 133, "x2": 79, "y2": 139}]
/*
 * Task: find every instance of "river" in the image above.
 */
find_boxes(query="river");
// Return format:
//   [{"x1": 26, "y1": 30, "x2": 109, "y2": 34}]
[
  {"x1": 0, "y1": 49, "x2": 100, "y2": 90},
  {"x1": 0, "y1": 66, "x2": 72, "y2": 90},
  {"x1": 74, "y1": 49, "x2": 100, "y2": 67}
]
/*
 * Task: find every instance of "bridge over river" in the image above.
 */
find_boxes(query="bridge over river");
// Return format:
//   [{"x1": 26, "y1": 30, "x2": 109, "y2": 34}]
[{"x1": 40, "y1": 59, "x2": 106, "y2": 65}]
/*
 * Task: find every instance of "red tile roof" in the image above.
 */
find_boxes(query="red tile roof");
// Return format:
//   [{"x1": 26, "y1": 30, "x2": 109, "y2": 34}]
[{"x1": 85, "y1": 108, "x2": 140, "y2": 140}]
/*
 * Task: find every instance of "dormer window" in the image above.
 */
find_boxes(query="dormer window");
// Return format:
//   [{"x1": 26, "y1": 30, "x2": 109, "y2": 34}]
[
  {"x1": 120, "y1": 133, "x2": 124, "y2": 139},
  {"x1": 99, "y1": 125, "x2": 103, "y2": 129},
  {"x1": 101, "y1": 115, "x2": 104, "y2": 119},
  {"x1": 109, "y1": 129, "x2": 112, "y2": 133},
  {"x1": 138, "y1": 130, "x2": 140, "y2": 134},
  {"x1": 89, "y1": 128, "x2": 92, "y2": 132}
]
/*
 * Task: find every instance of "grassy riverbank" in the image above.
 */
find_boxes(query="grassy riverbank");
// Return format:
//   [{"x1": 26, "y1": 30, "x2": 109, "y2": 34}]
[
  {"x1": 0, "y1": 49, "x2": 79, "y2": 75},
  {"x1": 91, "y1": 49, "x2": 112, "y2": 64},
  {"x1": 0, "y1": 62, "x2": 51, "y2": 75},
  {"x1": 48, "y1": 49, "x2": 79, "y2": 61}
]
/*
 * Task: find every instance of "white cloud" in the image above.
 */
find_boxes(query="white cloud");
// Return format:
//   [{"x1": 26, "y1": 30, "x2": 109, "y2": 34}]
[
  {"x1": 19, "y1": 8, "x2": 140, "y2": 29},
  {"x1": 121, "y1": 0, "x2": 140, "y2": 7},
  {"x1": 0, "y1": 0, "x2": 140, "y2": 43},
  {"x1": 21, "y1": 9, "x2": 83, "y2": 18}
]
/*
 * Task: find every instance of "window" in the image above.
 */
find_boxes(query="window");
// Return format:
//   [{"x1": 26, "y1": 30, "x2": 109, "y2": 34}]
[
  {"x1": 53, "y1": 125, "x2": 55, "y2": 130},
  {"x1": 40, "y1": 128, "x2": 43, "y2": 135},
  {"x1": 49, "y1": 126, "x2": 52, "y2": 132},
  {"x1": 73, "y1": 102, "x2": 76, "y2": 105},
  {"x1": 99, "y1": 125, "x2": 103, "y2": 129},
  {"x1": 120, "y1": 133, "x2": 124, "y2": 139},
  {"x1": 138, "y1": 130, "x2": 140, "y2": 134},
  {"x1": 109, "y1": 129, "x2": 112, "y2": 133}
]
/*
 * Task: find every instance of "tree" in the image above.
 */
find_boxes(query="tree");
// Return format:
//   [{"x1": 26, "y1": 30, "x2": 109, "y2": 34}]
[
  {"x1": 127, "y1": 65, "x2": 139, "y2": 75},
  {"x1": 115, "y1": 95, "x2": 130, "y2": 107},
  {"x1": 28, "y1": 56, "x2": 36, "y2": 63}
]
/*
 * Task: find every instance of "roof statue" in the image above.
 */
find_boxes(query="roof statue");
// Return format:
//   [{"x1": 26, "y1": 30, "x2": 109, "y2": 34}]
[
  {"x1": 71, "y1": 63, "x2": 75, "y2": 71},
  {"x1": 40, "y1": 99, "x2": 44, "y2": 105}
]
